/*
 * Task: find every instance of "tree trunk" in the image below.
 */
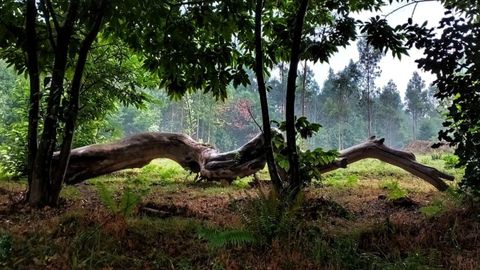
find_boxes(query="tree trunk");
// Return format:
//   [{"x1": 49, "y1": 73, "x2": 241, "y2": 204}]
[
  {"x1": 254, "y1": 0, "x2": 283, "y2": 191},
  {"x1": 319, "y1": 136, "x2": 453, "y2": 190},
  {"x1": 412, "y1": 110, "x2": 417, "y2": 141},
  {"x1": 49, "y1": 3, "x2": 105, "y2": 206},
  {"x1": 25, "y1": 0, "x2": 40, "y2": 192},
  {"x1": 29, "y1": 0, "x2": 80, "y2": 206},
  {"x1": 60, "y1": 132, "x2": 267, "y2": 184},
  {"x1": 285, "y1": 0, "x2": 309, "y2": 194},
  {"x1": 59, "y1": 133, "x2": 453, "y2": 191},
  {"x1": 301, "y1": 60, "x2": 307, "y2": 116}
]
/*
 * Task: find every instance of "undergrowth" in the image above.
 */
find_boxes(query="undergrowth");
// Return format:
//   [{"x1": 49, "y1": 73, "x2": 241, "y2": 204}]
[{"x1": 381, "y1": 180, "x2": 408, "y2": 200}]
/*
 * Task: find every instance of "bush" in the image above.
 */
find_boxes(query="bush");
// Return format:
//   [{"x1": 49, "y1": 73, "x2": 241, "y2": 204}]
[
  {"x1": 381, "y1": 180, "x2": 408, "y2": 201},
  {"x1": 0, "y1": 232, "x2": 12, "y2": 263},
  {"x1": 442, "y1": 154, "x2": 459, "y2": 170},
  {"x1": 0, "y1": 124, "x2": 28, "y2": 177}
]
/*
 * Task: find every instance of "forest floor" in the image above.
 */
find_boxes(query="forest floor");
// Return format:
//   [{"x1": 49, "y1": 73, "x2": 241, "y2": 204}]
[{"x1": 0, "y1": 155, "x2": 479, "y2": 270}]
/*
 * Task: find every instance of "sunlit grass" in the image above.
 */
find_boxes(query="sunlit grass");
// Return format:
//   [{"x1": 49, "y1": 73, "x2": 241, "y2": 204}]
[{"x1": 322, "y1": 154, "x2": 464, "y2": 192}]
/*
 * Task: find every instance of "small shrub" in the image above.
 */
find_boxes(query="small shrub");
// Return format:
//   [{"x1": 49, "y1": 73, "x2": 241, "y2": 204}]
[
  {"x1": 240, "y1": 188, "x2": 303, "y2": 245},
  {"x1": 96, "y1": 183, "x2": 147, "y2": 217},
  {"x1": 0, "y1": 232, "x2": 12, "y2": 263},
  {"x1": 381, "y1": 180, "x2": 408, "y2": 201},
  {"x1": 431, "y1": 152, "x2": 443, "y2": 160},
  {"x1": 232, "y1": 177, "x2": 253, "y2": 189},
  {"x1": 442, "y1": 154, "x2": 459, "y2": 169}
]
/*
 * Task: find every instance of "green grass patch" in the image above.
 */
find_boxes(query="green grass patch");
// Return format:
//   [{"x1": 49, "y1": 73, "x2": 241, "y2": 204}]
[
  {"x1": 88, "y1": 159, "x2": 192, "y2": 187},
  {"x1": 139, "y1": 159, "x2": 189, "y2": 183},
  {"x1": 323, "y1": 171, "x2": 359, "y2": 188}
]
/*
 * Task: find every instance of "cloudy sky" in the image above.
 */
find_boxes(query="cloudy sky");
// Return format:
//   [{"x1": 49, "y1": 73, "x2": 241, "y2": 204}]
[{"x1": 312, "y1": 1, "x2": 446, "y2": 100}]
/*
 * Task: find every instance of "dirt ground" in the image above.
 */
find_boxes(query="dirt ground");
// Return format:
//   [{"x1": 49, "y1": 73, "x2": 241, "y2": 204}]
[{"x1": 0, "y1": 178, "x2": 478, "y2": 269}]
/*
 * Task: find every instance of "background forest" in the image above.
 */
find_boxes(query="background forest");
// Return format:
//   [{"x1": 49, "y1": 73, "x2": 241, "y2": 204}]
[{"x1": 0, "y1": 40, "x2": 444, "y2": 176}]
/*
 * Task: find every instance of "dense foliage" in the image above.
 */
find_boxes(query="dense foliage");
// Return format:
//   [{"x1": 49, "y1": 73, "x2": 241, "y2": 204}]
[{"x1": 406, "y1": 1, "x2": 480, "y2": 195}]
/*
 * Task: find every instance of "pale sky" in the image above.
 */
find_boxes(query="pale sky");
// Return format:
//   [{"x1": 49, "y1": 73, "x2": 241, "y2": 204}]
[{"x1": 312, "y1": 1, "x2": 446, "y2": 100}]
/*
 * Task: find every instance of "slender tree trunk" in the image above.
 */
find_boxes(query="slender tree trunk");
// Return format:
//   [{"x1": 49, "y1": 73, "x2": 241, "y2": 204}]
[
  {"x1": 169, "y1": 105, "x2": 174, "y2": 132},
  {"x1": 207, "y1": 120, "x2": 211, "y2": 143},
  {"x1": 301, "y1": 60, "x2": 307, "y2": 117},
  {"x1": 25, "y1": 0, "x2": 40, "y2": 193},
  {"x1": 178, "y1": 98, "x2": 185, "y2": 132},
  {"x1": 285, "y1": 0, "x2": 309, "y2": 195},
  {"x1": 29, "y1": 0, "x2": 80, "y2": 206},
  {"x1": 281, "y1": 62, "x2": 286, "y2": 115},
  {"x1": 50, "y1": 4, "x2": 104, "y2": 206},
  {"x1": 337, "y1": 125, "x2": 342, "y2": 151},
  {"x1": 367, "y1": 74, "x2": 372, "y2": 138},
  {"x1": 412, "y1": 110, "x2": 416, "y2": 141},
  {"x1": 196, "y1": 117, "x2": 200, "y2": 140},
  {"x1": 254, "y1": 0, "x2": 283, "y2": 191}
]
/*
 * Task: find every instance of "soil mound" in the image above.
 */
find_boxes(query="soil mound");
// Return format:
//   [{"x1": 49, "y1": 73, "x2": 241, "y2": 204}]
[{"x1": 403, "y1": 140, "x2": 453, "y2": 154}]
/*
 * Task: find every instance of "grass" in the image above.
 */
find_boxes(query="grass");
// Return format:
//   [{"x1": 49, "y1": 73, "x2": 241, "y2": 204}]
[
  {"x1": 321, "y1": 154, "x2": 464, "y2": 192},
  {"x1": 322, "y1": 171, "x2": 359, "y2": 188}
]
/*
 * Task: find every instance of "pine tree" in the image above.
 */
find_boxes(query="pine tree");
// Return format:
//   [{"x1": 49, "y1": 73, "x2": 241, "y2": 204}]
[
  {"x1": 357, "y1": 38, "x2": 383, "y2": 137},
  {"x1": 405, "y1": 72, "x2": 427, "y2": 141}
]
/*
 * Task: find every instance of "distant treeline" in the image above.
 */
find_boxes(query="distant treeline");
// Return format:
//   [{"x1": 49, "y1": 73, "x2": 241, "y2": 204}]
[{"x1": 0, "y1": 45, "x2": 443, "y2": 174}]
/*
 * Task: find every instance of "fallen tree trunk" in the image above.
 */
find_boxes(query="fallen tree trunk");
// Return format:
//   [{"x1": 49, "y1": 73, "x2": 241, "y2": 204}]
[
  {"x1": 58, "y1": 133, "x2": 453, "y2": 190},
  {"x1": 318, "y1": 136, "x2": 454, "y2": 191},
  {"x1": 60, "y1": 132, "x2": 267, "y2": 185}
]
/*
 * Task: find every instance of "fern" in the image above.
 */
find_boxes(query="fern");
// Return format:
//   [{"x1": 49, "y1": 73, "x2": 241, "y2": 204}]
[
  {"x1": 381, "y1": 180, "x2": 408, "y2": 201},
  {"x1": 119, "y1": 187, "x2": 142, "y2": 217},
  {"x1": 97, "y1": 183, "x2": 118, "y2": 214},
  {"x1": 197, "y1": 227, "x2": 255, "y2": 248},
  {"x1": 96, "y1": 184, "x2": 145, "y2": 217}
]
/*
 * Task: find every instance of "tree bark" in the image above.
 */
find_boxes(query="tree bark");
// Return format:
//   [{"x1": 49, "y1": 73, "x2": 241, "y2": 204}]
[
  {"x1": 29, "y1": 0, "x2": 80, "y2": 206},
  {"x1": 301, "y1": 60, "x2": 307, "y2": 117},
  {"x1": 254, "y1": 0, "x2": 283, "y2": 191},
  {"x1": 319, "y1": 136, "x2": 453, "y2": 190},
  {"x1": 59, "y1": 133, "x2": 453, "y2": 191},
  {"x1": 285, "y1": 0, "x2": 309, "y2": 193},
  {"x1": 25, "y1": 0, "x2": 40, "y2": 191},
  {"x1": 60, "y1": 132, "x2": 267, "y2": 185},
  {"x1": 50, "y1": 3, "x2": 105, "y2": 206}
]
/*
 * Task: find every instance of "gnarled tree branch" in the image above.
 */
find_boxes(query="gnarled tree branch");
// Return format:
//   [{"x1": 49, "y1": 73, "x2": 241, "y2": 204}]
[{"x1": 59, "y1": 133, "x2": 453, "y2": 191}]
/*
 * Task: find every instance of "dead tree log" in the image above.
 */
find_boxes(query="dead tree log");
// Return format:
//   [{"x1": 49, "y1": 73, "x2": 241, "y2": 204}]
[
  {"x1": 58, "y1": 133, "x2": 453, "y2": 190},
  {"x1": 318, "y1": 136, "x2": 454, "y2": 191},
  {"x1": 60, "y1": 132, "x2": 266, "y2": 185}
]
